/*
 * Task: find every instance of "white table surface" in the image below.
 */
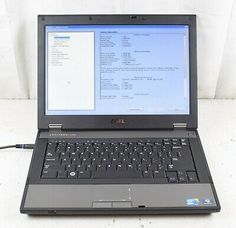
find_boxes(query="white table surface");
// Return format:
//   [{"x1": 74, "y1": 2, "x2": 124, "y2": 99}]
[{"x1": 0, "y1": 99, "x2": 235, "y2": 228}]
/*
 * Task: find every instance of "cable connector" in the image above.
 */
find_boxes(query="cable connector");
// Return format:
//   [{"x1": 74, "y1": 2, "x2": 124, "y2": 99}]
[{"x1": 16, "y1": 144, "x2": 35, "y2": 149}]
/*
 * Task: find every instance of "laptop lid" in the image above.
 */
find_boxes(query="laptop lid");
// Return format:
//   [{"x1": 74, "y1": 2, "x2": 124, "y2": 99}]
[{"x1": 38, "y1": 15, "x2": 197, "y2": 130}]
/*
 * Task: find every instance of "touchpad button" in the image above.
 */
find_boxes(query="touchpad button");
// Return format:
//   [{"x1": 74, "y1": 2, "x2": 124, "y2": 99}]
[{"x1": 93, "y1": 185, "x2": 131, "y2": 201}]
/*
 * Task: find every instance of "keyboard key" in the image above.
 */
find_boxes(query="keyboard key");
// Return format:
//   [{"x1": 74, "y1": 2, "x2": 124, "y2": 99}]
[
  {"x1": 66, "y1": 164, "x2": 76, "y2": 172},
  {"x1": 166, "y1": 171, "x2": 178, "y2": 183},
  {"x1": 57, "y1": 170, "x2": 67, "y2": 178},
  {"x1": 46, "y1": 142, "x2": 57, "y2": 153},
  {"x1": 117, "y1": 164, "x2": 126, "y2": 171},
  {"x1": 187, "y1": 171, "x2": 198, "y2": 183},
  {"x1": 153, "y1": 170, "x2": 166, "y2": 178},
  {"x1": 143, "y1": 170, "x2": 153, "y2": 178},
  {"x1": 152, "y1": 158, "x2": 161, "y2": 164},
  {"x1": 181, "y1": 139, "x2": 189, "y2": 146},
  {"x1": 177, "y1": 171, "x2": 187, "y2": 183},
  {"x1": 61, "y1": 158, "x2": 71, "y2": 165},
  {"x1": 127, "y1": 164, "x2": 135, "y2": 171},
  {"x1": 45, "y1": 152, "x2": 59, "y2": 159},
  {"x1": 60, "y1": 152, "x2": 69, "y2": 159},
  {"x1": 86, "y1": 164, "x2": 96, "y2": 172},
  {"x1": 78, "y1": 171, "x2": 91, "y2": 179},
  {"x1": 107, "y1": 164, "x2": 116, "y2": 172},
  {"x1": 147, "y1": 164, "x2": 157, "y2": 171},
  {"x1": 92, "y1": 157, "x2": 101, "y2": 164},
  {"x1": 171, "y1": 161, "x2": 195, "y2": 171},
  {"x1": 68, "y1": 171, "x2": 77, "y2": 178},
  {"x1": 76, "y1": 164, "x2": 86, "y2": 171},
  {"x1": 97, "y1": 164, "x2": 106, "y2": 172},
  {"x1": 45, "y1": 157, "x2": 59, "y2": 163},
  {"x1": 179, "y1": 175, "x2": 187, "y2": 183},
  {"x1": 167, "y1": 164, "x2": 175, "y2": 170},
  {"x1": 101, "y1": 158, "x2": 110, "y2": 165},
  {"x1": 43, "y1": 163, "x2": 61, "y2": 171},
  {"x1": 57, "y1": 143, "x2": 66, "y2": 153},
  {"x1": 41, "y1": 170, "x2": 57, "y2": 179},
  {"x1": 81, "y1": 158, "x2": 91, "y2": 165},
  {"x1": 71, "y1": 158, "x2": 80, "y2": 165}
]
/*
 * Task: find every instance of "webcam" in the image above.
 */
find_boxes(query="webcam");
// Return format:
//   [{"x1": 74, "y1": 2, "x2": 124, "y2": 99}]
[{"x1": 130, "y1": 15, "x2": 137, "y2": 19}]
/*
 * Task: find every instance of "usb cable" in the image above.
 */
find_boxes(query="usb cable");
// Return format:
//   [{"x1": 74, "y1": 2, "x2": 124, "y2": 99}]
[{"x1": 0, "y1": 144, "x2": 35, "y2": 150}]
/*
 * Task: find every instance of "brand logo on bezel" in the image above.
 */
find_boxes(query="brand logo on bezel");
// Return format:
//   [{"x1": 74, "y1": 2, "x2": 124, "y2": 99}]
[{"x1": 111, "y1": 118, "x2": 126, "y2": 124}]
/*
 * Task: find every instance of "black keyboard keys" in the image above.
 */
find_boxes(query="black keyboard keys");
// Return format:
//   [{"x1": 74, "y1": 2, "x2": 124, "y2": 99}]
[
  {"x1": 41, "y1": 170, "x2": 57, "y2": 179},
  {"x1": 166, "y1": 172, "x2": 178, "y2": 183},
  {"x1": 68, "y1": 171, "x2": 77, "y2": 178},
  {"x1": 41, "y1": 138, "x2": 199, "y2": 183},
  {"x1": 187, "y1": 171, "x2": 198, "y2": 183},
  {"x1": 57, "y1": 170, "x2": 67, "y2": 178},
  {"x1": 177, "y1": 171, "x2": 188, "y2": 183},
  {"x1": 143, "y1": 170, "x2": 153, "y2": 178},
  {"x1": 78, "y1": 171, "x2": 91, "y2": 178}
]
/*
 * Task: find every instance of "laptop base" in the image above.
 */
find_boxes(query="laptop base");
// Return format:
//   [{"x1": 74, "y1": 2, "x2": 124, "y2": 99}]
[{"x1": 21, "y1": 183, "x2": 219, "y2": 215}]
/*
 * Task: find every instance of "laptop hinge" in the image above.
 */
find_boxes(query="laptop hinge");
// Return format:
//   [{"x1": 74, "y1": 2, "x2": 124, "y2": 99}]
[
  {"x1": 173, "y1": 123, "x2": 187, "y2": 129},
  {"x1": 48, "y1": 123, "x2": 63, "y2": 130}
]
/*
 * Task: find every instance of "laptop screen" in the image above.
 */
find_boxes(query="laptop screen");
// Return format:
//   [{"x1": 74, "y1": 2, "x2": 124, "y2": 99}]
[{"x1": 45, "y1": 25, "x2": 189, "y2": 115}]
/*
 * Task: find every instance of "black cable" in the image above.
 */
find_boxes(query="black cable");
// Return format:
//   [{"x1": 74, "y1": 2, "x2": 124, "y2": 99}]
[
  {"x1": 0, "y1": 145, "x2": 16, "y2": 149},
  {"x1": 0, "y1": 144, "x2": 34, "y2": 150}
]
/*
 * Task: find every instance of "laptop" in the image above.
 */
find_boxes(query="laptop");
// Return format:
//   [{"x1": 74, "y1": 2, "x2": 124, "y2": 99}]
[{"x1": 20, "y1": 14, "x2": 220, "y2": 214}]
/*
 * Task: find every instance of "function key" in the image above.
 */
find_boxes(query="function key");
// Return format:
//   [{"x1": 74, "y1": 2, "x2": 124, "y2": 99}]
[
  {"x1": 76, "y1": 142, "x2": 83, "y2": 146},
  {"x1": 146, "y1": 142, "x2": 154, "y2": 146},
  {"x1": 163, "y1": 139, "x2": 171, "y2": 145},
  {"x1": 181, "y1": 138, "x2": 189, "y2": 146},
  {"x1": 137, "y1": 141, "x2": 145, "y2": 146},
  {"x1": 154, "y1": 141, "x2": 162, "y2": 146},
  {"x1": 93, "y1": 142, "x2": 101, "y2": 146},
  {"x1": 128, "y1": 142, "x2": 136, "y2": 146},
  {"x1": 172, "y1": 138, "x2": 180, "y2": 146}
]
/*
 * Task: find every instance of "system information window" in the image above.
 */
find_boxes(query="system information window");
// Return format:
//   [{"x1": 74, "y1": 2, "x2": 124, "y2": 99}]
[{"x1": 45, "y1": 25, "x2": 190, "y2": 115}]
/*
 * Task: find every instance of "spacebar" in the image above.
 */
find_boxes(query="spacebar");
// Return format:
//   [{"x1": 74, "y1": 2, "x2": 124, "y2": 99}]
[{"x1": 91, "y1": 171, "x2": 142, "y2": 179}]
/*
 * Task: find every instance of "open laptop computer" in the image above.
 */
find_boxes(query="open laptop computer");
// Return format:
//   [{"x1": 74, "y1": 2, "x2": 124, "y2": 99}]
[{"x1": 20, "y1": 14, "x2": 220, "y2": 214}]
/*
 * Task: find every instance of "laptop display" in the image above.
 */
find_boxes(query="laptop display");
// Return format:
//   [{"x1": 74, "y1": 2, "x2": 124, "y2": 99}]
[{"x1": 45, "y1": 25, "x2": 190, "y2": 116}]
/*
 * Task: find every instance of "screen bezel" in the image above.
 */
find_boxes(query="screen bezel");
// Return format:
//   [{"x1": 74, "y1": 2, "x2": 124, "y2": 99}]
[{"x1": 38, "y1": 15, "x2": 197, "y2": 130}]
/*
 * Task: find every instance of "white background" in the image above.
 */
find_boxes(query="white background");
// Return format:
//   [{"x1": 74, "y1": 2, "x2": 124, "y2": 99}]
[
  {"x1": 0, "y1": 1, "x2": 235, "y2": 227},
  {"x1": 0, "y1": 0, "x2": 236, "y2": 99}
]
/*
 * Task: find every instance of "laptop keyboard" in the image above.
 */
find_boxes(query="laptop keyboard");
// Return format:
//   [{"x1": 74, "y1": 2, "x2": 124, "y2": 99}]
[{"x1": 41, "y1": 138, "x2": 199, "y2": 183}]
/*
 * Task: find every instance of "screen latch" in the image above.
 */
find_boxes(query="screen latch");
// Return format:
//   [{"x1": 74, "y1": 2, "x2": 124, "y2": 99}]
[{"x1": 173, "y1": 123, "x2": 187, "y2": 129}]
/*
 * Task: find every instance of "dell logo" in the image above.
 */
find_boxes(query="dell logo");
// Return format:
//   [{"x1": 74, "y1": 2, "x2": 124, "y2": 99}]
[{"x1": 111, "y1": 118, "x2": 126, "y2": 124}]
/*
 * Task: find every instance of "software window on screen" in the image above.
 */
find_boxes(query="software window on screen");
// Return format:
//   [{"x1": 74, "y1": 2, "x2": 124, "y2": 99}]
[{"x1": 45, "y1": 25, "x2": 189, "y2": 115}]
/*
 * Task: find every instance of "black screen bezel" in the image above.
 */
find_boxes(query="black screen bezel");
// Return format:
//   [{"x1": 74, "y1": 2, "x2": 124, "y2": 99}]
[{"x1": 38, "y1": 14, "x2": 197, "y2": 130}]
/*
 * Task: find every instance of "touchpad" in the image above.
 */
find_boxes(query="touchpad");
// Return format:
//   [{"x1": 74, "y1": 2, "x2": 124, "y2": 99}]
[{"x1": 93, "y1": 185, "x2": 131, "y2": 201}]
